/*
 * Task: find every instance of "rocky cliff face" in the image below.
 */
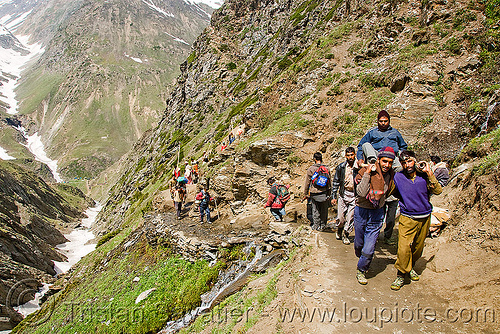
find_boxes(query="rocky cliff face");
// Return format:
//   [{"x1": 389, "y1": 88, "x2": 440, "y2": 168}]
[{"x1": 0, "y1": 160, "x2": 91, "y2": 329}]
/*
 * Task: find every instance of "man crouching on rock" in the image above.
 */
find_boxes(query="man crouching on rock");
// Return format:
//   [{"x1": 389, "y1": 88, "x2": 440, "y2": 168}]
[
  {"x1": 354, "y1": 147, "x2": 396, "y2": 285},
  {"x1": 390, "y1": 150, "x2": 442, "y2": 290}
]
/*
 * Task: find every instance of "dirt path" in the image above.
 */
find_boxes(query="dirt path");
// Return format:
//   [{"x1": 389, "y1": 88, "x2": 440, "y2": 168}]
[{"x1": 245, "y1": 228, "x2": 495, "y2": 333}]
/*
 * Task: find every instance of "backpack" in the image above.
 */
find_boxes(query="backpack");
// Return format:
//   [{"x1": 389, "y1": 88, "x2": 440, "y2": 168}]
[
  {"x1": 276, "y1": 185, "x2": 290, "y2": 204},
  {"x1": 311, "y1": 165, "x2": 330, "y2": 188},
  {"x1": 195, "y1": 192, "x2": 203, "y2": 201}
]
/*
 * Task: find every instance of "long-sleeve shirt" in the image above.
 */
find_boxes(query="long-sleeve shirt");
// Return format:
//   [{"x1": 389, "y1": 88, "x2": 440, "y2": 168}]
[
  {"x1": 356, "y1": 169, "x2": 395, "y2": 209},
  {"x1": 393, "y1": 172, "x2": 442, "y2": 218},
  {"x1": 304, "y1": 164, "x2": 332, "y2": 197},
  {"x1": 356, "y1": 126, "x2": 408, "y2": 160}
]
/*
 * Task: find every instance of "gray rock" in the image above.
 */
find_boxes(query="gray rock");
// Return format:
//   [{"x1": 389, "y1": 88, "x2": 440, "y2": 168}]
[{"x1": 135, "y1": 288, "x2": 156, "y2": 304}]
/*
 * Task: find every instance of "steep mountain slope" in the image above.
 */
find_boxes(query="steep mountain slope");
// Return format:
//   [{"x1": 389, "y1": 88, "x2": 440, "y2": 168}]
[
  {"x1": 0, "y1": 0, "x2": 216, "y2": 179},
  {"x1": 14, "y1": 0, "x2": 500, "y2": 333},
  {"x1": 0, "y1": 160, "x2": 91, "y2": 330}
]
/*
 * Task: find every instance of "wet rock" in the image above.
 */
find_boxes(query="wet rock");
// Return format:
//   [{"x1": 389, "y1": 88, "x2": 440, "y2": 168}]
[{"x1": 252, "y1": 249, "x2": 286, "y2": 273}]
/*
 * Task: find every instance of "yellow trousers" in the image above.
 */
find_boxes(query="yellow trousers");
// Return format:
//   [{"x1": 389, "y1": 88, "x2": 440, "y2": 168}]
[{"x1": 395, "y1": 215, "x2": 431, "y2": 274}]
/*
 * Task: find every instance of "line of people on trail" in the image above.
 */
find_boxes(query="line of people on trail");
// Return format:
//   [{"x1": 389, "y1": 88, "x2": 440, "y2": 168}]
[{"x1": 269, "y1": 109, "x2": 449, "y2": 291}]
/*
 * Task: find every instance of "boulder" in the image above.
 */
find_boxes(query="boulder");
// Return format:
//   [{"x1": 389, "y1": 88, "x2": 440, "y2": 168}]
[{"x1": 390, "y1": 74, "x2": 410, "y2": 93}]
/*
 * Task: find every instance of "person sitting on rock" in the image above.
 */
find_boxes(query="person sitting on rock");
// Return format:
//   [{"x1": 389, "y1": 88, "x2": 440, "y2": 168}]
[
  {"x1": 390, "y1": 150, "x2": 442, "y2": 290},
  {"x1": 430, "y1": 155, "x2": 449, "y2": 187},
  {"x1": 264, "y1": 177, "x2": 289, "y2": 222}
]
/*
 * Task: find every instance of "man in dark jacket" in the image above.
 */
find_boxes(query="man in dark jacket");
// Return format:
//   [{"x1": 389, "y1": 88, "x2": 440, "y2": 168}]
[
  {"x1": 264, "y1": 177, "x2": 287, "y2": 221},
  {"x1": 332, "y1": 147, "x2": 358, "y2": 244},
  {"x1": 303, "y1": 152, "x2": 333, "y2": 231},
  {"x1": 390, "y1": 150, "x2": 442, "y2": 290}
]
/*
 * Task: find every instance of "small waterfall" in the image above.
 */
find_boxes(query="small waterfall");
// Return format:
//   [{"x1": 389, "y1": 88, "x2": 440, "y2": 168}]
[
  {"x1": 477, "y1": 102, "x2": 499, "y2": 137},
  {"x1": 160, "y1": 244, "x2": 263, "y2": 334}
]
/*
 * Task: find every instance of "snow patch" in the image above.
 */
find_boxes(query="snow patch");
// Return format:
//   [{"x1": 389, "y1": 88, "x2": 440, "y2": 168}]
[
  {"x1": 3, "y1": 10, "x2": 32, "y2": 31},
  {"x1": 0, "y1": 33, "x2": 44, "y2": 114},
  {"x1": 13, "y1": 283, "x2": 51, "y2": 318},
  {"x1": 53, "y1": 204, "x2": 102, "y2": 274},
  {"x1": 124, "y1": 53, "x2": 147, "y2": 63},
  {"x1": 0, "y1": 145, "x2": 15, "y2": 160},
  {"x1": 165, "y1": 32, "x2": 190, "y2": 45},
  {"x1": 142, "y1": 0, "x2": 174, "y2": 18},
  {"x1": 184, "y1": 0, "x2": 223, "y2": 9},
  {"x1": 16, "y1": 126, "x2": 62, "y2": 182}
]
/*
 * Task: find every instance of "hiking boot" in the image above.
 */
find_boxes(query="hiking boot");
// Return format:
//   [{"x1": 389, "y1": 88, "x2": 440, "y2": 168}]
[
  {"x1": 409, "y1": 268, "x2": 420, "y2": 281},
  {"x1": 336, "y1": 229, "x2": 342, "y2": 240},
  {"x1": 356, "y1": 270, "x2": 368, "y2": 285},
  {"x1": 342, "y1": 232, "x2": 350, "y2": 245},
  {"x1": 391, "y1": 276, "x2": 405, "y2": 290}
]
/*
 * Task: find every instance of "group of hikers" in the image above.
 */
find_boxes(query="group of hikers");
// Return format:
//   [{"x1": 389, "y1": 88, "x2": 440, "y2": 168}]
[
  {"x1": 265, "y1": 110, "x2": 450, "y2": 291},
  {"x1": 169, "y1": 160, "x2": 214, "y2": 223}
]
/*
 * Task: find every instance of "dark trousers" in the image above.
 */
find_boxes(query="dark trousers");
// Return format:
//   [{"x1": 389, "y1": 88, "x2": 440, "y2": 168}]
[
  {"x1": 384, "y1": 200, "x2": 399, "y2": 239},
  {"x1": 354, "y1": 206, "x2": 385, "y2": 272},
  {"x1": 310, "y1": 193, "x2": 329, "y2": 231},
  {"x1": 174, "y1": 201, "x2": 182, "y2": 217}
]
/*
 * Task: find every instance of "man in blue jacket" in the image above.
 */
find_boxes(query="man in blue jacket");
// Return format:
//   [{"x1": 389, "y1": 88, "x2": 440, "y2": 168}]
[
  {"x1": 390, "y1": 150, "x2": 442, "y2": 290},
  {"x1": 356, "y1": 110, "x2": 407, "y2": 170}
]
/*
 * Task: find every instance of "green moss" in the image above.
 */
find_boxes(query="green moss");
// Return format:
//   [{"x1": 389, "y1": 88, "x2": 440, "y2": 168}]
[
  {"x1": 277, "y1": 57, "x2": 293, "y2": 70},
  {"x1": 96, "y1": 229, "x2": 122, "y2": 247},
  {"x1": 187, "y1": 51, "x2": 196, "y2": 64},
  {"x1": 444, "y1": 37, "x2": 462, "y2": 54}
]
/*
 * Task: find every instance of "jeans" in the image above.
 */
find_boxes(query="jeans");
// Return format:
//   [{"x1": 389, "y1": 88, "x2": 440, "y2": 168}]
[
  {"x1": 270, "y1": 207, "x2": 286, "y2": 221},
  {"x1": 200, "y1": 205, "x2": 211, "y2": 222},
  {"x1": 354, "y1": 206, "x2": 385, "y2": 272},
  {"x1": 362, "y1": 142, "x2": 402, "y2": 171}
]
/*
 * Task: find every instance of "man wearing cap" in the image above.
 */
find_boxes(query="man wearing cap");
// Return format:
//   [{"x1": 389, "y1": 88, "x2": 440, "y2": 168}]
[
  {"x1": 390, "y1": 150, "x2": 442, "y2": 290},
  {"x1": 357, "y1": 110, "x2": 408, "y2": 244},
  {"x1": 353, "y1": 146, "x2": 396, "y2": 285}
]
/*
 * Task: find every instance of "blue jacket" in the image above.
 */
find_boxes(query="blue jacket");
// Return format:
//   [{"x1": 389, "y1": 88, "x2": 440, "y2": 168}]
[{"x1": 356, "y1": 126, "x2": 408, "y2": 160}]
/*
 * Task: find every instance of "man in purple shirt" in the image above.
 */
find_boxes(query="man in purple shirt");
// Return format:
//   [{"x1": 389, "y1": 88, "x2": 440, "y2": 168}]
[{"x1": 390, "y1": 150, "x2": 442, "y2": 290}]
